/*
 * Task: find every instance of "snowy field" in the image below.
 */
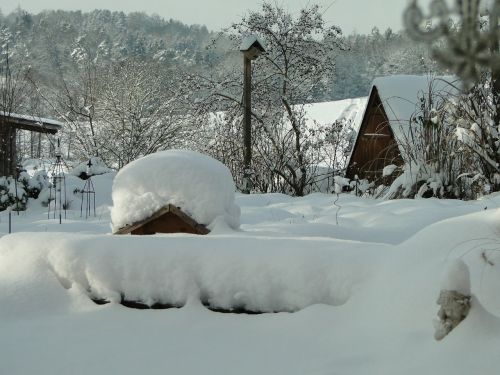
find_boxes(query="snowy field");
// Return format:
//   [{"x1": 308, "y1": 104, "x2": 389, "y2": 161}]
[{"x1": 1, "y1": 171, "x2": 500, "y2": 374}]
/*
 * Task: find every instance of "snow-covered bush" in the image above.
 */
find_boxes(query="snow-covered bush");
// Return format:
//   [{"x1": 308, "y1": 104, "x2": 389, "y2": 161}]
[
  {"x1": 0, "y1": 176, "x2": 28, "y2": 211},
  {"x1": 446, "y1": 74, "x2": 500, "y2": 195},
  {"x1": 329, "y1": 175, "x2": 374, "y2": 197},
  {"x1": 386, "y1": 78, "x2": 471, "y2": 199},
  {"x1": 110, "y1": 150, "x2": 240, "y2": 232},
  {"x1": 0, "y1": 170, "x2": 50, "y2": 211},
  {"x1": 381, "y1": 77, "x2": 496, "y2": 200},
  {"x1": 70, "y1": 156, "x2": 113, "y2": 180}
]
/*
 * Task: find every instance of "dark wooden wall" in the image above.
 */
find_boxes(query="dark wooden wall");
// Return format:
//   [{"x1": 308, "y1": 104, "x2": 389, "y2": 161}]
[
  {"x1": 0, "y1": 115, "x2": 60, "y2": 177},
  {"x1": 347, "y1": 88, "x2": 403, "y2": 183},
  {"x1": 0, "y1": 118, "x2": 17, "y2": 177}
]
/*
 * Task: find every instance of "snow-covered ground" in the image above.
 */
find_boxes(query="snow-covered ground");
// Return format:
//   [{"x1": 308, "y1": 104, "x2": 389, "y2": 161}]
[{"x1": 1, "y1": 172, "x2": 499, "y2": 374}]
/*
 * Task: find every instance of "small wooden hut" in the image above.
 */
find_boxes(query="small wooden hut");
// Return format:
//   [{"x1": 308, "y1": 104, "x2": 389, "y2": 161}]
[
  {"x1": 346, "y1": 75, "x2": 456, "y2": 183},
  {"x1": 114, "y1": 204, "x2": 210, "y2": 235},
  {"x1": 0, "y1": 112, "x2": 63, "y2": 176}
]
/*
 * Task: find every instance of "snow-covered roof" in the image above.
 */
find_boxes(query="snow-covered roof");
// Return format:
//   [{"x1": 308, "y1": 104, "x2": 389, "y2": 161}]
[
  {"x1": 239, "y1": 35, "x2": 266, "y2": 52},
  {"x1": 303, "y1": 97, "x2": 368, "y2": 134},
  {"x1": 110, "y1": 150, "x2": 240, "y2": 233},
  {"x1": 372, "y1": 75, "x2": 459, "y2": 146},
  {"x1": 0, "y1": 111, "x2": 63, "y2": 132}
]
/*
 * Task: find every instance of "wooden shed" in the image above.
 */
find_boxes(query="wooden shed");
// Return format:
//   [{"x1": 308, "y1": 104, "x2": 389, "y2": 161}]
[
  {"x1": 0, "y1": 112, "x2": 62, "y2": 177},
  {"x1": 114, "y1": 204, "x2": 210, "y2": 235},
  {"x1": 345, "y1": 75, "x2": 456, "y2": 183}
]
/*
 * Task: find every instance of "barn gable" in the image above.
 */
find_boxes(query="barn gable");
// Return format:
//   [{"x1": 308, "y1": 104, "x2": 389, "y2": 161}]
[
  {"x1": 346, "y1": 75, "x2": 458, "y2": 182},
  {"x1": 346, "y1": 86, "x2": 402, "y2": 181}
]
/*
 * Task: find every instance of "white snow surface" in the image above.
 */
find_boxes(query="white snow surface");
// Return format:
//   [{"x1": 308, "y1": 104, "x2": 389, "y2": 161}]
[
  {"x1": 110, "y1": 150, "x2": 240, "y2": 232},
  {"x1": 1, "y1": 171, "x2": 500, "y2": 375}
]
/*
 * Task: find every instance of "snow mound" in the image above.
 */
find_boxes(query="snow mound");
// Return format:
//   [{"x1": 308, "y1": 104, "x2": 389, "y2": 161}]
[
  {"x1": 110, "y1": 150, "x2": 240, "y2": 232},
  {"x1": 442, "y1": 259, "x2": 471, "y2": 295}
]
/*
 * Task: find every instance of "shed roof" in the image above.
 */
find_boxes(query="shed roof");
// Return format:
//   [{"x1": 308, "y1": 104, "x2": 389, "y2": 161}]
[
  {"x1": 371, "y1": 75, "x2": 459, "y2": 147},
  {"x1": 0, "y1": 111, "x2": 63, "y2": 134}
]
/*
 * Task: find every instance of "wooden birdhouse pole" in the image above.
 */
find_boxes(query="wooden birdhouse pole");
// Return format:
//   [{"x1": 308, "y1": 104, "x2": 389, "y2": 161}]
[
  {"x1": 240, "y1": 36, "x2": 265, "y2": 194},
  {"x1": 243, "y1": 54, "x2": 252, "y2": 194}
]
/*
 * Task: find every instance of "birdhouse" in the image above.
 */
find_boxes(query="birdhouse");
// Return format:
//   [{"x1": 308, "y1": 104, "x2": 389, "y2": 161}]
[
  {"x1": 114, "y1": 204, "x2": 210, "y2": 235},
  {"x1": 240, "y1": 35, "x2": 266, "y2": 60}
]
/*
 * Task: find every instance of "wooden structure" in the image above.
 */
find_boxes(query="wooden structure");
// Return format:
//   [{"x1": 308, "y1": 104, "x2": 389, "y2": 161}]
[
  {"x1": 345, "y1": 86, "x2": 403, "y2": 183},
  {"x1": 346, "y1": 75, "x2": 456, "y2": 183},
  {"x1": 240, "y1": 36, "x2": 266, "y2": 194},
  {"x1": 114, "y1": 204, "x2": 210, "y2": 235},
  {"x1": 0, "y1": 112, "x2": 62, "y2": 177}
]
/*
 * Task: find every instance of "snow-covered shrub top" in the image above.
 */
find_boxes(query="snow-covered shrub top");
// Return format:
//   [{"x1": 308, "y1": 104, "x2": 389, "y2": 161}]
[
  {"x1": 110, "y1": 150, "x2": 240, "y2": 232},
  {"x1": 70, "y1": 157, "x2": 113, "y2": 178}
]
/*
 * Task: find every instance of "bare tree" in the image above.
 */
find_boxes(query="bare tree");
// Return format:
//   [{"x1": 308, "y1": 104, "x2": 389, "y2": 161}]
[
  {"x1": 187, "y1": 3, "x2": 346, "y2": 195},
  {"x1": 32, "y1": 52, "x2": 102, "y2": 160},
  {"x1": 97, "y1": 59, "x2": 190, "y2": 168}
]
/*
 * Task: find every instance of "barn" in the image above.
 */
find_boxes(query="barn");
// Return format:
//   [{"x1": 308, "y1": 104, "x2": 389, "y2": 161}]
[
  {"x1": 0, "y1": 112, "x2": 63, "y2": 176},
  {"x1": 345, "y1": 75, "x2": 457, "y2": 183}
]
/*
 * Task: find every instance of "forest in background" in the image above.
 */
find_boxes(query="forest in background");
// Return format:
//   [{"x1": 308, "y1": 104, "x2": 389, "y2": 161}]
[{"x1": 0, "y1": 7, "x2": 442, "y2": 102}]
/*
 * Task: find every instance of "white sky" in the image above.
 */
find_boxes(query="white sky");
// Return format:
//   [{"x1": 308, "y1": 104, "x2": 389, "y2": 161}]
[{"x1": 0, "y1": 0, "x2": 420, "y2": 34}]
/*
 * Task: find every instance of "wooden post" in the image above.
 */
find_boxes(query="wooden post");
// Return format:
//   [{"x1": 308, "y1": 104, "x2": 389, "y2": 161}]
[
  {"x1": 243, "y1": 55, "x2": 252, "y2": 194},
  {"x1": 240, "y1": 36, "x2": 265, "y2": 194},
  {"x1": 491, "y1": 2, "x2": 500, "y2": 127}
]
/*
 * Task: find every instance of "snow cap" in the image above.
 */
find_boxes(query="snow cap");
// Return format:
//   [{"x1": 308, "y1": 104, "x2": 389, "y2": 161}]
[
  {"x1": 110, "y1": 150, "x2": 240, "y2": 232},
  {"x1": 240, "y1": 35, "x2": 266, "y2": 52},
  {"x1": 442, "y1": 259, "x2": 471, "y2": 295}
]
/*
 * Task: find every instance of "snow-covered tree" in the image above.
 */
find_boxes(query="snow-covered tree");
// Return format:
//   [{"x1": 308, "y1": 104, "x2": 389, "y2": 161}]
[
  {"x1": 187, "y1": 2, "x2": 346, "y2": 195},
  {"x1": 96, "y1": 59, "x2": 190, "y2": 168}
]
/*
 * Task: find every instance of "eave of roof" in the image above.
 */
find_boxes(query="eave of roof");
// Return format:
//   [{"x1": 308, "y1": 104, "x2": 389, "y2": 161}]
[{"x1": 0, "y1": 111, "x2": 63, "y2": 134}]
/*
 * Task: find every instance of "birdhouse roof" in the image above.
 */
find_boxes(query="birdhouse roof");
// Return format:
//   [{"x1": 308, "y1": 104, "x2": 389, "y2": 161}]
[{"x1": 239, "y1": 35, "x2": 266, "y2": 52}]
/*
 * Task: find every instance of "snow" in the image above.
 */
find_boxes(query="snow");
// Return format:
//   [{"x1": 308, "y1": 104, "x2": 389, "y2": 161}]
[
  {"x1": 442, "y1": 259, "x2": 471, "y2": 295},
  {"x1": 110, "y1": 150, "x2": 240, "y2": 232},
  {"x1": 383, "y1": 164, "x2": 398, "y2": 177},
  {"x1": 302, "y1": 97, "x2": 367, "y2": 133},
  {"x1": 0, "y1": 169, "x2": 500, "y2": 374}
]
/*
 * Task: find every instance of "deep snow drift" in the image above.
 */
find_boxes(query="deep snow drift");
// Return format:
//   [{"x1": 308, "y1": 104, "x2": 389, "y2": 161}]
[
  {"x1": 110, "y1": 150, "x2": 240, "y2": 232},
  {"x1": 0, "y1": 172, "x2": 499, "y2": 375}
]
